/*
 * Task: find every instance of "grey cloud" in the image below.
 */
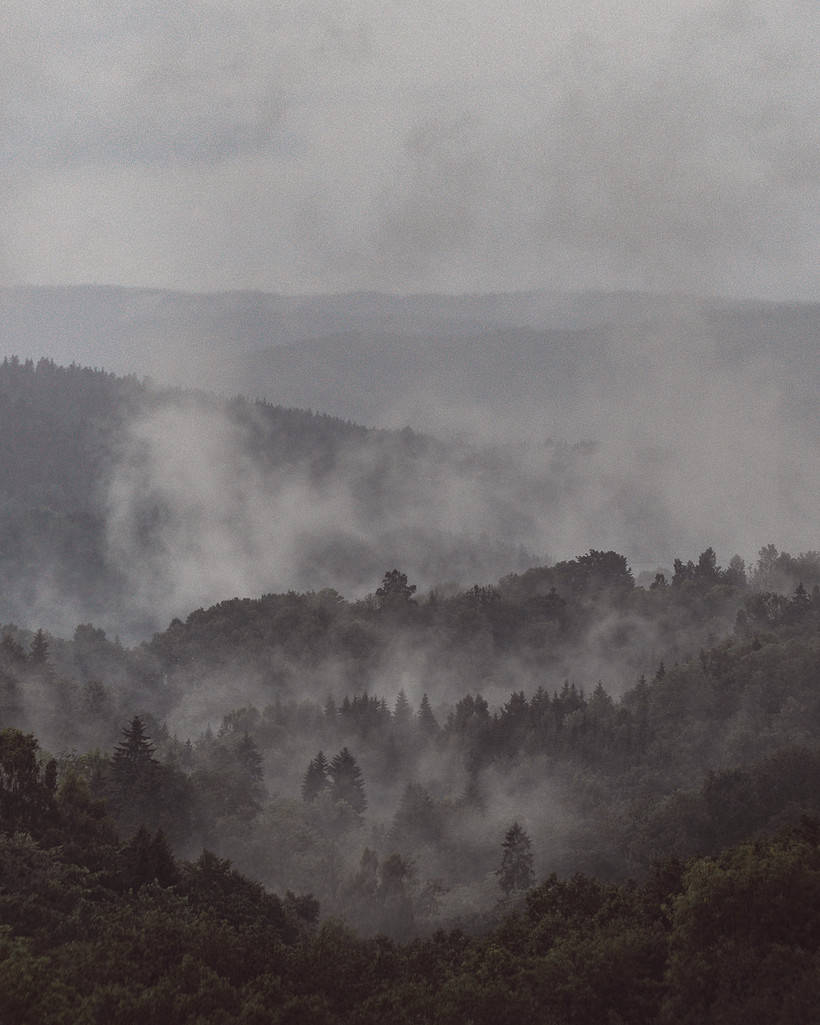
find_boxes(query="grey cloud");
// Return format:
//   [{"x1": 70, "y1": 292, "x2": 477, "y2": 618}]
[
  {"x1": 2, "y1": 0, "x2": 819, "y2": 297},
  {"x1": 368, "y1": 1, "x2": 820, "y2": 296}
]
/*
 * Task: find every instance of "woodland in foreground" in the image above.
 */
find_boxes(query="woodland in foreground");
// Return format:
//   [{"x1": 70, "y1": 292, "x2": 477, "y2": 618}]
[
  {"x1": 0, "y1": 359, "x2": 819, "y2": 1021},
  {"x1": 1, "y1": 546, "x2": 819, "y2": 1022}
]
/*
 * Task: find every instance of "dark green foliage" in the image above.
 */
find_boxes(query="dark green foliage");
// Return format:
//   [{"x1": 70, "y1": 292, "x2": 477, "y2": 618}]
[
  {"x1": 392, "y1": 689, "x2": 412, "y2": 730},
  {"x1": 496, "y1": 822, "x2": 534, "y2": 895},
  {"x1": 3, "y1": 721, "x2": 820, "y2": 1023},
  {"x1": 120, "y1": 826, "x2": 180, "y2": 890},
  {"x1": 0, "y1": 729, "x2": 55, "y2": 832},
  {"x1": 375, "y1": 569, "x2": 417, "y2": 609},
  {"x1": 328, "y1": 747, "x2": 367, "y2": 813},
  {"x1": 661, "y1": 821, "x2": 820, "y2": 1024},
  {"x1": 28, "y1": 629, "x2": 51, "y2": 667},
  {"x1": 302, "y1": 751, "x2": 330, "y2": 802},
  {"x1": 417, "y1": 693, "x2": 439, "y2": 735},
  {"x1": 105, "y1": 717, "x2": 194, "y2": 844},
  {"x1": 389, "y1": 783, "x2": 441, "y2": 851}
]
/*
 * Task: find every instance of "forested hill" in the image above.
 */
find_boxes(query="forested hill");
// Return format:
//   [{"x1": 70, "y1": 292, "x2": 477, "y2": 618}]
[
  {"x1": 3, "y1": 286, "x2": 817, "y2": 575},
  {"x1": 0, "y1": 358, "x2": 358, "y2": 631},
  {"x1": 3, "y1": 742, "x2": 820, "y2": 1023},
  {"x1": 4, "y1": 355, "x2": 814, "y2": 644},
  {"x1": 3, "y1": 546, "x2": 819, "y2": 920},
  {"x1": 0, "y1": 357, "x2": 548, "y2": 635},
  {"x1": 1, "y1": 553, "x2": 819, "y2": 1022},
  {"x1": 1, "y1": 354, "x2": 818, "y2": 1019},
  {"x1": 0, "y1": 354, "x2": 372, "y2": 512}
]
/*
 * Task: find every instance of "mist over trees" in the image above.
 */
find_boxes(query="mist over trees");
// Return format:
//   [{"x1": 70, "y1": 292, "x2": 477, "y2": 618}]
[
  {"x1": 3, "y1": 0, "x2": 819, "y2": 1006},
  {"x1": 2, "y1": 286, "x2": 818, "y2": 622},
  {"x1": 1, "y1": 553, "x2": 819, "y2": 1020},
  {"x1": 0, "y1": 353, "x2": 818, "y2": 1020},
  {"x1": 2, "y1": 507, "x2": 818, "y2": 935}
]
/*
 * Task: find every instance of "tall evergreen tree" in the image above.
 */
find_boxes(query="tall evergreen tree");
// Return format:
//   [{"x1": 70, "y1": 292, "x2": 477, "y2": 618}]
[
  {"x1": 328, "y1": 747, "x2": 367, "y2": 813},
  {"x1": 112, "y1": 716, "x2": 156, "y2": 775},
  {"x1": 108, "y1": 716, "x2": 159, "y2": 835},
  {"x1": 235, "y1": 733, "x2": 265, "y2": 807},
  {"x1": 302, "y1": 751, "x2": 330, "y2": 803},
  {"x1": 497, "y1": 821, "x2": 534, "y2": 895},
  {"x1": 393, "y1": 689, "x2": 412, "y2": 728},
  {"x1": 28, "y1": 629, "x2": 50, "y2": 666},
  {"x1": 417, "y1": 693, "x2": 439, "y2": 735}
]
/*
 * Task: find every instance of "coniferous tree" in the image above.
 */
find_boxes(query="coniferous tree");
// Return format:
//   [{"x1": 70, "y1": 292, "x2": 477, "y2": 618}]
[
  {"x1": 112, "y1": 716, "x2": 156, "y2": 775},
  {"x1": 389, "y1": 782, "x2": 440, "y2": 850},
  {"x1": 393, "y1": 690, "x2": 412, "y2": 728},
  {"x1": 108, "y1": 716, "x2": 159, "y2": 835},
  {"x1": 28, "y1": 629, "x2": 50, "y2": 666},
  {"x1": 121, "y1": 825, "x2": 179, "y2": 890},
  {"x1": 417, "y1": 693, "x2": 439, "y2": 735},
  {"x1": 235, "y1": 732, "x2": 265, "y2": 808},
  {"x1": 496, "y1": 821, "x2": 534, "y2": 895},
  {"x1": 328, "y1": 747, "x2": 367, "y2": 813},
  {"x1": 0, "y1": 728, "x2": 54, "y2": 831},
  {"x1": 302, "y1": 751, "x2": 330, "y2": 802},
  {"x1": 28, "y1": 629, "x2": 55, "y2": 685}
]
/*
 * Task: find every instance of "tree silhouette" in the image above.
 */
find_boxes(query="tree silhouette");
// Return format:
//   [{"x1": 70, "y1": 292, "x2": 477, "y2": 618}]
[
  {"x1": 497, "y1": 821, "x2": 534, "y2": 895},
  {"x1": 375, "y1": 569, "x2": 417, "y2": 609},
  {"x1": 417, "y1": 693, "x2": 439, "y2": 735},
  {"x1": 302, "y1": 751, "x2": 330, "y2": 802},
  {"x1": 112, "y1": 716, "x2": 155, "y2": 765},
  {"x1": 328, "y1": 747, "x2": 367, "y2": 813},
  {"x1": 29, "y1": 629, "x2": 50, "y2": 666},
  {"x1": 108, "y1": 716, "x2": 159, "y2": 835}
]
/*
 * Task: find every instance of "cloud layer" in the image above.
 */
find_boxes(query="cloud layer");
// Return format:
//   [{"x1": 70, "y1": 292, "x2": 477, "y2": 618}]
[{"x1": 3, "y1": 0, "x2": 819, "y2": 297}]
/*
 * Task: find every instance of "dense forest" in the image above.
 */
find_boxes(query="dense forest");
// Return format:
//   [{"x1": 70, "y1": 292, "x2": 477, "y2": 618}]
[
  {"x1": 0, "y1": 356, "x2": 555, "y2": 635},
  {"x1": 1, "y1": 551, "x2": 819, "y2": 1022},
  {"x1": 1, "y1": 359, "x2": 819, "y2": 1021}
]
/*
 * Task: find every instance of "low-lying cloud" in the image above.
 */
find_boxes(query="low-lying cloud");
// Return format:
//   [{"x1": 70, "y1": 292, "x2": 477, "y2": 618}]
[{"x1": 3, "y1": 0, "x2": 818, "y2": 298}]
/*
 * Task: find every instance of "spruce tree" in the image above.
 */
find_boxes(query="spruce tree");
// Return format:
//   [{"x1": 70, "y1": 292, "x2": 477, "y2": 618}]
[
  {"x1": 496, "y1": 821, "x2": 534, "y2": 895},
  {"x1": 235, "y1": 733, "x2": 265, "y2": 807},
  {"x1": 328, "y1": 747, "x2": 367, "y2": 813},
  {"x1": 112, "y1": 716, "x2": 156, "y2": 774},
  {"x1": 301, "y1": 751, "x2": 330, "y2": 802},
  {"x1": 29, "y1": 628, "x2": 50, "y2": 666},
  {"x1": 109, "y1": 716, "x2": 159, "y2": 834},
  {"x1": 417, "y1": 693, "x2": 439, "y2": 735},
  {"x1": 393, "y1": 690, "x2": 413, "y2": 729}
]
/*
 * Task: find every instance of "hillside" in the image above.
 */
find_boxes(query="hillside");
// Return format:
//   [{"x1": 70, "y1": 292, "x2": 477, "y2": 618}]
[
  {"x1": 2, "y1": 286, "x2": 817, "y2": 571},
  {"x1": 0, "y1": 359, "x2": 818, "y2": 1019},
  {"x1": 0, "y1": 358, "x2": 547, "y2": 636},
  {"x1": 1, "y1": 544, "x2": 818, "y2": 946}
]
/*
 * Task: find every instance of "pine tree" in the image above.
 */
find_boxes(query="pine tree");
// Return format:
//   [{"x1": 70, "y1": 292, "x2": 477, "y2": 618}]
[
  {"x1": 29, "y1": 629, "x2": 50, "y2": 666},
  {"x1": 417, "y1": 693, "x2": 439, "y2": 735},
  {"x1": 112, "y1": 716, "x2": 156, "y2": 775},
  {"x1": 28, "y1": 628, "x2": 54, "y2": 683},
  {"x1": 235, "y1": 733, "x2": 265, "y2": 806},
  {"x1": 108, "y1": 716, "x2": 159, "y2": 834},
  {"x1": 328, "y1": 747, "x2": 367, "y2": 813},
  {"x1": 121, "y1": 826, "x2": 179, "y2": 889},
  {"x1": 393, "y1": 690, "x2": 413, "y2": 729},
  {"x1": 302, "y1": 751, "x2": 330, "y2": 802},
  {"x1": 496, "y1": 821, "x2": 534, "y2": 895},
  {"x1": 389, "y1": 782, "x2": 440, "y2": 849}
]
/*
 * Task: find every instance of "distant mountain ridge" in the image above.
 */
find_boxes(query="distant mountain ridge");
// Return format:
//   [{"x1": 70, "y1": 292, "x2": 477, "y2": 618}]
[
  {"x1": 0, "y1": 358, "x2": 546, "y2": 638},
  {"x1": 0, "y1": 288, "x2": 816, "y2": 637},
  {"x1": 2, "y1": 286, "x2": 817, "y2": 430}
]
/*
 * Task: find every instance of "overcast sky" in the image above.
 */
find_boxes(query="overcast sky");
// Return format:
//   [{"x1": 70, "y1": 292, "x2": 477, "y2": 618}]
[{"x1": 2, "y1": 0, "x2": 818, "y2": 298}]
